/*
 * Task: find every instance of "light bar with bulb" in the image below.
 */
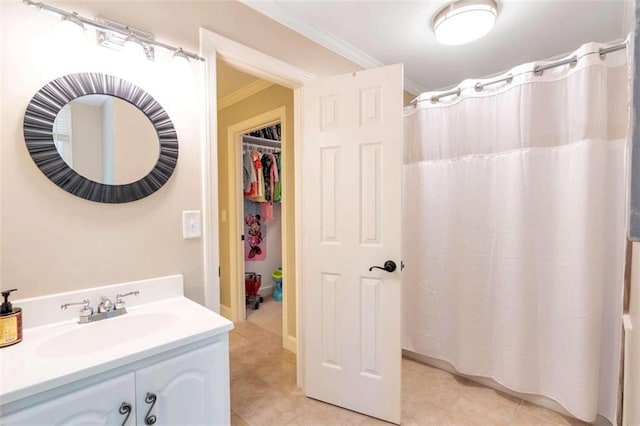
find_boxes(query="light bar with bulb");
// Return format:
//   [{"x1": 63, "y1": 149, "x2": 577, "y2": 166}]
[{"x1": 23, "y1": 0, "x2": 204, "y2": 61}]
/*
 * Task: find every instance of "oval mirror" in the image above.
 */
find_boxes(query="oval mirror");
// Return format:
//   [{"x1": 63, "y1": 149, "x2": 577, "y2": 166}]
[
  {"x1": 23, "y1": 73, "x2": 178, "y2": 203},
  {"x1": 53, "y1": 94, "x2": 160, "y2": 185}
]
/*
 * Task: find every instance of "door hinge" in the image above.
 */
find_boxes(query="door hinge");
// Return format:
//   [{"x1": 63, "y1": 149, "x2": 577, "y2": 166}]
[
  {"x1": 218, "y1": 266, "x2": 220, "y2": 277},
  {"x1": 240, "y1": 234, "x2": 245, "y2": 241},
  {"x1": 401, "y1": 261, "x2": 405, "y2": 271}
]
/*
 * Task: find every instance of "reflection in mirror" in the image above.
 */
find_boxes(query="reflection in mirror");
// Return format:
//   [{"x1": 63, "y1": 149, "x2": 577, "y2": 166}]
[{"x1": 53, "y1": 95, "x2": 160, "y2": 185}]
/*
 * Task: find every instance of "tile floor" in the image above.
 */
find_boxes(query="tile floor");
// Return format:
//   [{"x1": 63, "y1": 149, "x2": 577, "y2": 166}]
[
  {"x1": 246, "y1": 295, "x2": 283, "y2": 337},
  {"x1": 230, "y1": 299, "x2": 587, "y2": 425}
]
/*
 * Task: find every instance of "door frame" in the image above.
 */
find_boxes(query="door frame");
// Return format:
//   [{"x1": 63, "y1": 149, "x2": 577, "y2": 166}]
[
  {"x1": 227, "y1": 108, "x2": 288, "y2": 339},
  {"x1": 200, "y1": 28, "x2": 314, "y2": 388}
]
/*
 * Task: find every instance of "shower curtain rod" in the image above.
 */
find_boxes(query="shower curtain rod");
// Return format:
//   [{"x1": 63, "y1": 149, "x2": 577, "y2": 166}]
[{"x1": 408, "y1": 42, "x2": 627, "y2": 106}]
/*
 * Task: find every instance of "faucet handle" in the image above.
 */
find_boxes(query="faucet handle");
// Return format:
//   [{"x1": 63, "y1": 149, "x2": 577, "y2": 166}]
[
  {"x1": 61, "y1": 299, "x2": 93, "y2": 317},
  {"x1": 115, "y1": 291, "x2": 139, "y2": 310}
]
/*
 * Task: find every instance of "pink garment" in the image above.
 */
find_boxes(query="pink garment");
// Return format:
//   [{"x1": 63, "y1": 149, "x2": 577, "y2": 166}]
[
  {"x1": 261, "y1": 154, "x2": 280, "y2": 223},
  {"x1": 261, "y1": 202, "x2": 273, "y2": 223},
  {"x1": 246, "y1": 151, "x2": 265, "y2": 202}
]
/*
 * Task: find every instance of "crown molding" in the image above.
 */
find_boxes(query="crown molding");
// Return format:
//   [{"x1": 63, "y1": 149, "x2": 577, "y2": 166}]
[
  {"x1": 240, "y1": 0, "x2": 425, "y2": 95},
  {"x1": 217, "y1": 79, "x2": 274, "y2": 111}
]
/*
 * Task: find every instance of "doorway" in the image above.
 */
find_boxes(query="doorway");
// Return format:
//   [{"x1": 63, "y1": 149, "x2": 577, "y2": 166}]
[
  {"x1": 241, "y1": 123, "x2": 283, "y2": 334},
  {"x1": 215, "y1": 59, "x2": 297, "y2": 353}
]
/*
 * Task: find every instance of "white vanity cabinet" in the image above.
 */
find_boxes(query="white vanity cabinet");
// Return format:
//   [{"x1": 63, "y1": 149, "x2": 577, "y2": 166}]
[
  {"x1": 135, "y1": 341, "x2": 228, "y2": 426},
  {"x1": 0, "y1": 277, "x2": 234, "y2": 426},
  {"x1": 1, "y1": 339, "x2": 230, "y2": 426},
  {"x1": 1, "y1": 373, "x2": 136, "y2": 425}
]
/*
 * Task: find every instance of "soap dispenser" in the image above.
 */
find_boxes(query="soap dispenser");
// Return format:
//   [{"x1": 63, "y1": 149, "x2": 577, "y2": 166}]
[{"x1": 0, "y1": 289, "x2": 22, "y2": 348}]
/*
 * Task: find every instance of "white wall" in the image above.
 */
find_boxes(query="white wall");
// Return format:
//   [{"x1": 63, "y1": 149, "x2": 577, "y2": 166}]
[
  {"x1": 0, "y1": 0, "x2": 364, "y2": 305},
  {"x1": 0, "y1": 1, "x2": 204, "y2": 302}
]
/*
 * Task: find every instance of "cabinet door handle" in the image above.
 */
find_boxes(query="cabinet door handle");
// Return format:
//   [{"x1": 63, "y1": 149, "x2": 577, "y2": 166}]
[
  {"x1": 144, "y1": 392, "x2": 157, "y2": 425},
  {"x1": 119, "y1": 402, "x2": 132, "y2": 426}
]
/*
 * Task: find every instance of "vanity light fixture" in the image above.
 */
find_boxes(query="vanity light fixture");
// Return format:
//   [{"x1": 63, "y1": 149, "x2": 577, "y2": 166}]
[
  {"x1": 60, "y1": 12, "x2": 85, "y2": 32},
  {"x1": 122, "y1": 34, "x2": 154, "y2": 61},
  {"x1": 23, "y1": 0, "x2": 204, "y2": 62},
  {"x1": 56, "y1": 11, "x2": 86, "y2": 41},
  {"x1": 433, "y1": 0, "x2": 498, "y2": 45},
  {"x1": 173, "y1": 48, "x2": 191, "y2": 63}
]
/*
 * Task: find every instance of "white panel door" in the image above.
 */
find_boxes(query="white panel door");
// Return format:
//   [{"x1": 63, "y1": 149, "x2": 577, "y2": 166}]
[
  {"x1": 302, "y1": 64, "x2": 403, "y2": 424},
  {"x1": 135, "y1": 340, "x2": 229, "y2": 426}
]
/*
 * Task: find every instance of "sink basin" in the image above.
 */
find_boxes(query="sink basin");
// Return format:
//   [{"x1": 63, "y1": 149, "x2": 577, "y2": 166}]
[{"x1": 35, "y1": 312, "x2": 180, "y2": 359}]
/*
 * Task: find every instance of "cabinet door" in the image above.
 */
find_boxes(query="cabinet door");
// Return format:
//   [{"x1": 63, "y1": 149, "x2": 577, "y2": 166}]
[
  {"x1": 2, "y1": 373, "x2": 136, "y2": 426},
  {"x1": 135, "y1": 339, "x2": 229, "y2": 426}
]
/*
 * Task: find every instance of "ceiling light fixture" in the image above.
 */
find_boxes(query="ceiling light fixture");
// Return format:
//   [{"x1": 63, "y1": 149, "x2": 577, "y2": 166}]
[{"x1": 433, "y1": 0, "x2": 498, "y2": 46}]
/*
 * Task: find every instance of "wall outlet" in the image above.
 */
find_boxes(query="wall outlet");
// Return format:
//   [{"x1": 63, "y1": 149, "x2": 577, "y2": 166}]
[{"x1": 182, "y1": 210, "x2": 202, "y2": 239}]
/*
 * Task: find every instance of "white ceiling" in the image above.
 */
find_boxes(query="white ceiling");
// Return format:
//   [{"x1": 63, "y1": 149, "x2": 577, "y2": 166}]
[{"x1": 241, "y1": 0, "x2": 632, "y2": 94}]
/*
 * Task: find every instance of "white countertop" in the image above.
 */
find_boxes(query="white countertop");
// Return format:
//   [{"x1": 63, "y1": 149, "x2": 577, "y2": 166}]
[{"x1": 0, "y1": 280, "x2": 233, "y2": 406}]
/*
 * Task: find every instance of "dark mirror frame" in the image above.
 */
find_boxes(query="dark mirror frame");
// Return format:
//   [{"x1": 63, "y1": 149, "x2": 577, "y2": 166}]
[{"x1": 23, "y1": 72, "x2": 178, "y2": 203}]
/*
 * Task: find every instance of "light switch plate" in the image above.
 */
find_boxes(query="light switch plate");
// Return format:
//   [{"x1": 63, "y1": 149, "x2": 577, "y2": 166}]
[{"x1": 182, "y1": 210, "x2": 202, "y2": 239}]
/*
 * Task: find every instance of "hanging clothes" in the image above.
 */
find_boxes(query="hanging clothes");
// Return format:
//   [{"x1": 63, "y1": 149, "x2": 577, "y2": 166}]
[
  {"x1": 260, "y1": 153, "x2": 280, "y2": 223},
  {"x1": 246, "y1": 150, "x2": 266, "y2": 202},
  {"x1": 262, "y1": 153, "x2": 274, "y2": 202},
  {"x1": 242, "y1": 145, "x2": 282, "y2": 206},
  {"x1": 243, "y1": 150, "x2": 257, "y2": 195},
  {"x1": 273, "y1": 153, "x2": 282, "y2": 202}
]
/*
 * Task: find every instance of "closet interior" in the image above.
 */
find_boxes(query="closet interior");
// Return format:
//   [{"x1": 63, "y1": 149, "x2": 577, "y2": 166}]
[{"x1": 242, "y1": 123, "x2": 283, "y2": 325}]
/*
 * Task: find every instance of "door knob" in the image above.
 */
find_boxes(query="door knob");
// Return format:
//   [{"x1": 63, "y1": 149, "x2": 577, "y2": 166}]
[{"x1": 368, "y1": 260, "x2": 397, "y2": 273}]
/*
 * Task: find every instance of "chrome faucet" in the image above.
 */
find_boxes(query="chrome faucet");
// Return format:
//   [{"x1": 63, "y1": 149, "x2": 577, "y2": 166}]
[
  {"x1": 60, "y1": 299, "x2": 93, "y2": 319},
  {"x1": 61, "y1": 291, "x2": 140, "y2": 324},
  {"x1": 115, "y1": 291, "x2": 139, "y2": 309},
  {"x1": 97, "y1": 296, "x2": 114, "y2": 313}
]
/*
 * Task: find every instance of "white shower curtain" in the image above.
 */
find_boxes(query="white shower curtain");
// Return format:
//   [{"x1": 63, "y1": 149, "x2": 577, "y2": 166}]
[{"x1": 403, "y1": 41, "x2": 629, "y2": 424}]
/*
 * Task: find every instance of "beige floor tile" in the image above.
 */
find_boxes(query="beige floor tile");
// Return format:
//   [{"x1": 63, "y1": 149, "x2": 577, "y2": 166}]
[
  {"x1": 440, "y1": 395, "x2": 520, "y2": 426},
  {"x1": 236, "y1": 389, "x2": 311, "y2": 426},
  {"x1": 510, "y1": 402, "x2": 588, "y2": 425},
  {"x1": 252, "y1": 354, "x2": 299, "y2": 394},
  {"x1": 402, "y1": 399, "x2": 449, "y2": 425},
  {"x1": 260, "y1": 316, "x2": 283, "y2": 337},
  {"x1": 285, "y1": 399, "x2": 372, "y2": 426},
  {"x1": 231, "y1": 411, "x2": 251, "y2": 426},
  {"x1": 230, "y1": 373, "x2": 273, "y2": 412},
  {"x1": 230, "y1": 319, "x2": 586, "y2": 426},
  {"x1": 230, "y1": 346, "x2": 279, "y2": 380},
  {"x1": 230, "y1": 330, "x2": 253, "y2": 353},
  {"x1": 457, "y1": 379, "x2": 521, "y2": 413},
  {"x1": 404, "y1": 367, "x2": 469, "y2": 410}
]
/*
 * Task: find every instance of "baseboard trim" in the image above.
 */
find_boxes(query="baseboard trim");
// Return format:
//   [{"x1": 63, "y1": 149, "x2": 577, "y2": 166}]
[
  {"x1": 220, "y1": 304, "x2": 232, "y2": 321},
  {"x1": 258, "y1": 283, "x2": 274, "y2": 298},
  {"x1": 284, "y1": 334, "x2": 296, "y2": 353}
]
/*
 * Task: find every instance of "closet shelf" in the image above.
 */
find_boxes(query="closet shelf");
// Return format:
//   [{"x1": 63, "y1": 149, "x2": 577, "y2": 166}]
[{"x1": 242, "y1": 135, "x2": 281, "y2": 148}]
